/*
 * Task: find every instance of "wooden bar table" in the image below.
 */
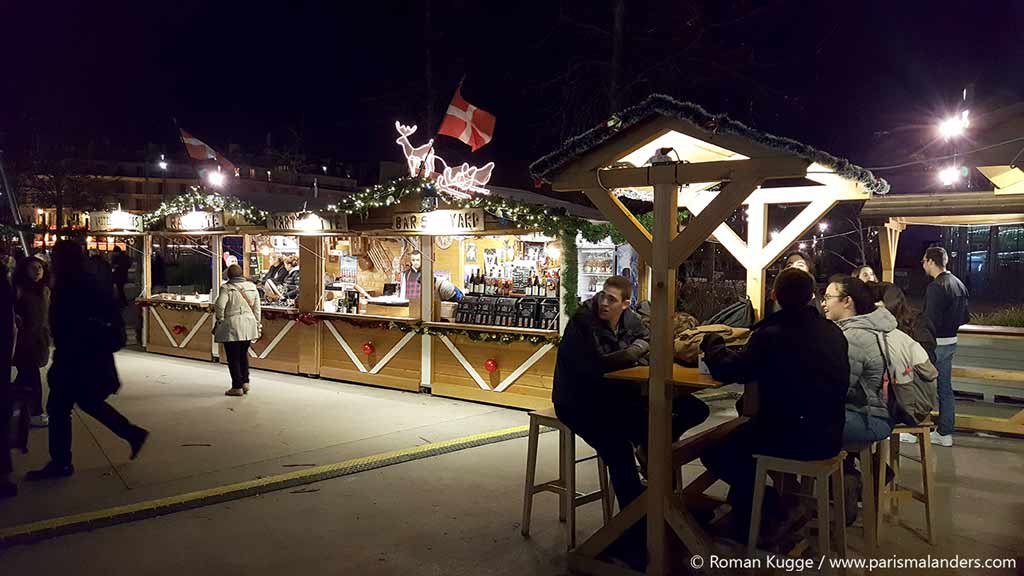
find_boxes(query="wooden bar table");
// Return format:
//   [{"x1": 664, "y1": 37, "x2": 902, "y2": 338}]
[{"x1": 568, "y1": 364, "x2": 751, "y2": 575}]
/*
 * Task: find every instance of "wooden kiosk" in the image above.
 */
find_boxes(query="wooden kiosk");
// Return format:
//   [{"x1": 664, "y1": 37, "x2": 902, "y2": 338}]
[
  {"x1": 531, "y1": 95, "x2": 883, "y2": 574},
  {"x1": 314, "y1": 192, "x2": 566, "y2": 407},
  {"x1": 140, "y1": 209, "x2": 260, "y2": 362}
]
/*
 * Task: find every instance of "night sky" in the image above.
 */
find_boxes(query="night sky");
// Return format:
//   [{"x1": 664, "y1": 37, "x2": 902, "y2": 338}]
[{"x1": 3, "y1": 0, "x2": 1023, "y2": 193}]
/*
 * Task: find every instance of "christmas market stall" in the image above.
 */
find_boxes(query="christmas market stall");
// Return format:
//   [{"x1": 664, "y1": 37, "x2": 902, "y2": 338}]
[
  {"x1": 138, "y1": 188, "x2": 265, "y2": 362},
  {"x1": 311, "y1": 122, "x2": 610, "y2": 406},
  {"x1": 531, "y1": 94, "x2": 885, "y2": 575}
]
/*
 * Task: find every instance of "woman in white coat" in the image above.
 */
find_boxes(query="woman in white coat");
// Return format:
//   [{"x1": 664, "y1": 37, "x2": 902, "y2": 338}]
[{"x1": 214, "y1": 264, "x2": 262, "y2": 396}]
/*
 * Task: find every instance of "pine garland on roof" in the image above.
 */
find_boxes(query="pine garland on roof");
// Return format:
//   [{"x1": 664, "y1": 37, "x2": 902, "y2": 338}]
[
  {"x1": 530, "y1": 94, "x2": 889, "y2": 195},
  {"x1": 143, "y1": 186, "x2": 267, "y2": 227}
]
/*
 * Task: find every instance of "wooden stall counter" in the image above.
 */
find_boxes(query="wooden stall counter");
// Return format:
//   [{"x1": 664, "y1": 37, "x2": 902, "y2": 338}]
[
  {"x1": 139, "y1": 298, "x2": 214, "y2": 362},
  {"x1": 315, "y1": 311, "x2": 422, "y2": 392},
  {"x1": 426, "y1": 321, "x2": 560, "y2": 411},
  {"x1": 218, "y1": 306, "x2": 307, "y2": 375}
]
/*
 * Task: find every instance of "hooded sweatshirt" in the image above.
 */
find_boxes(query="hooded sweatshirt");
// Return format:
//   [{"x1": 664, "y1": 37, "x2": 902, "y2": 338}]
[{"x1": 835, "y1": 307, "x2": 897, "y2": 420}]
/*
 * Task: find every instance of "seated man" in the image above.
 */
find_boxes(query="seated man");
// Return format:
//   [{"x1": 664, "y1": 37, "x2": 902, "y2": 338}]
[
  {"x1": 699, "y1": 268, "x2": 849, "y2": 543},
  {"x1": 553, "y1": 276, "x2": 710, "y2": 513}
]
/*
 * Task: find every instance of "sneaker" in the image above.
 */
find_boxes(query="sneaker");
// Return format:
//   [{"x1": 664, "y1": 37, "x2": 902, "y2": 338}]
[
  {"x1": 30, "y1": 414, "x2": 49, "y2": 427},
  {"x1": 129, "y1": 429, "x2": 150, "y2": 460},
  {"x1": 899, "y1": 432, "x2": 919, "y2": 444},
  {"x1": 225, "y1": 388, "x2": 245, "y2": 397},
  {"x1": 930, "y1": 431, "x2": 953, "y2": 447},
  {"x1": 242, "y1": 383, "x2": 251, "y2": 394},
  {"x1": 25, "y1": 462, "x2": 75, "y2": 481}
]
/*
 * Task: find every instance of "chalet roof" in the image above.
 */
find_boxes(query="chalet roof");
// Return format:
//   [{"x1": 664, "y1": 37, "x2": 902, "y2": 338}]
[{"x1": 529, "y1": 94, "x2": 889, "y2": 195}]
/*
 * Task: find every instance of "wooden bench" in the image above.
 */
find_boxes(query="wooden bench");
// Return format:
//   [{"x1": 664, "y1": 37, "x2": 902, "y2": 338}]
[{"x1": 949, "y1": 366, "x2": 1024, "y2": 436}]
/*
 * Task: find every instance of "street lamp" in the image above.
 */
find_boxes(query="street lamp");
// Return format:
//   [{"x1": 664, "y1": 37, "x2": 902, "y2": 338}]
[
  {"x1": 939, "y1": 166, "x2": 960, "y2": 186},
  {"x1": 157, "y1": 154, "x2": 168, "y2": 171},
  {"x1": 206, "y1": 170, "x2": 226, "y2": 188},
  {"x1": 939, "y1": 110, "x2": 969, "y2": 140}
]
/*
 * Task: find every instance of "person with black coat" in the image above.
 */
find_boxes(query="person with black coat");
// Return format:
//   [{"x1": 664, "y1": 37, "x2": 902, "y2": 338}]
[
  {"x1": 699, "y1": 268, "x2": 850, "y2": 542},
  {"x1": 0, "y1": 258, "x2": 17, "y2": 498},
  {"x1": 111, "y1": 246, "x2": 131, "y2": 307},
  {"x1": 13, "y1": 256, "x2": 52, "y2": 428},
  {"x1": 25, "y1": 241, "x2": 149, "y2": 481}
]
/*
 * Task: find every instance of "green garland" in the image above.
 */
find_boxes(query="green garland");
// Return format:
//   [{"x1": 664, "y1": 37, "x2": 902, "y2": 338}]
[
  {"x1": 325, "y1": 176, "x2": 436, "y2": 218},
  {"x1": 143, "y1": 186, "x2": 267, "y2": 228},
  {"x1": 561, "y1": 228, "x2": 579, "y2": 317}
]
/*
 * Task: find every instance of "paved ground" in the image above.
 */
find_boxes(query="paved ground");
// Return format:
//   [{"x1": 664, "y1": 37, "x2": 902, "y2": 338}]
[{"x1": 2, "y1": 350, "x2": 1023, "y2": 575}]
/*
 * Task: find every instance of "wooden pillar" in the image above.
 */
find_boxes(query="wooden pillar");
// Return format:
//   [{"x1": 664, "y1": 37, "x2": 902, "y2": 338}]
[
  {"x1": 142, "y1": 234, "x2": 152, "y2": 298},
  {"x1": 211, "y1": 235, "x2": 224, "y2": 359},
  {"x1": 880, "y1": 219, "x2": 904, "y2": 283},
  {"x1": 297, "y1": 235, "x2": 322, "y2": 375},
  {"x1": 420, "y1": 236, "x2": 433, "y2": 389},
  {"x1": 745, "y1": 201, "x2": 769, "y2": 318},
  {"x1": 647, "y1": 177, "x2": 678, "y2": 576}
]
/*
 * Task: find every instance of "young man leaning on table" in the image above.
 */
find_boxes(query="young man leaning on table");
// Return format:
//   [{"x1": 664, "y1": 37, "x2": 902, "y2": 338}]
[
  {"x1": 552, "y1": 276, "x2": 711, "y2": 568},
  {"x1": 698, "y1": 267, "x2": 850, "y2": 546}
]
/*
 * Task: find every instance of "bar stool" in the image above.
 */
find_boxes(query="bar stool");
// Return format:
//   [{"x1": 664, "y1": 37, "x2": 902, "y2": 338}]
[
  {"x1": 748, "y1": 452, "x2": 848, "y2": 558},
  {"x1": 853, "y1": 439, "x2": 889, "y2": 552},
  {"x1": 885, "y1": 424, "x2": 936, "y2": 544},
  {"x1": 521, "y1": 407, "x2": 615, "y2": 550}
]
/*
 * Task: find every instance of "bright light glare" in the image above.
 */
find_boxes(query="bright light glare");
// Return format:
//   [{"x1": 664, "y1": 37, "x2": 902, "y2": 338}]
[
  {"x1": 259, "y1": 245, "x2": 272, "y2": 256},
  {"x1": 770, "y1": 230, "x2": 780, "y2": 240},
  {"x1": 158, "y1": 161, "x2": 168, "y2": 170},
  {"x1": 939, "y1": 110, "x2": 969, "y2": 140},
  {"x1": 939, "y1": 166, "x2": 960, "y2": 186},
  {"x1": 206, "y1": 171, "x2": 226, "y2": 187},
  {"x1": 544, "y1": 245, "x2": 562, "y2": 260},
  {"x1": 818, "y1": 222, "x2": 829, "y2": 232},
  {"x1": 798, "y1": 242, "x2": 807, "y2": 250}
]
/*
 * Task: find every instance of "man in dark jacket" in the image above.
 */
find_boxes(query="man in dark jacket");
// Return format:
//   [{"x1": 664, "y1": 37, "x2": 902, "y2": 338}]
[
  {"x1": 699, "y1": 268, "x2": 849, "y2": 542},
  {"x1": 553, "y1": 276, "x2": 710, "y2": 511},
  {"x1": 26, "y1": 241, "x2": 148, "y2": 481},
  {"x1": 921, "y1": 246, "x2": 968, "y2": 447},
  {"x1": 111, "y1": 246, "x2": 131, "y2": 307}
]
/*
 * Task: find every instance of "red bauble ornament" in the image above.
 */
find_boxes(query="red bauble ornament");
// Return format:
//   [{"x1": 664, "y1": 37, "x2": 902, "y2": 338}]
[
  {"x1": 484, "y1": 358, "x2": 498, "y2": 373},
  {"x1": 362, "y1": 342, "x2": 375, "y2": 355},
  {"x1": 172, "y1": 325, "x2": 186, "y2": 335}
]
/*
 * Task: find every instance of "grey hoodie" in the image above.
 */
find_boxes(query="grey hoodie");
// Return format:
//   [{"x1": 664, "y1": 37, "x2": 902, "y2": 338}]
[{"x1": 836, "y1": 307, "x2": 897, "y2": 420}]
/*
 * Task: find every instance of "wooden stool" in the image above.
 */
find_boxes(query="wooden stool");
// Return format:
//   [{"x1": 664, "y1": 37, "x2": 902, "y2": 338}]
[
  {"x1": 521, "y1": 407, "x2": 615, "y2": 550},
  {"x1": 852, "y1": 439, "x2": 889, "y2": 552},
  {"x1": 885, "y1": 424, "x2": 936, "y2": 544},
  {"x1": 749, "y1": 452, "x2": 848, "y2": 559}
]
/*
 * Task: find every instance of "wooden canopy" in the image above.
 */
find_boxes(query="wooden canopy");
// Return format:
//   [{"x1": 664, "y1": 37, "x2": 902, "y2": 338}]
[{"x1": 532, "y1": 94, "x2": 883, "y2": 576}]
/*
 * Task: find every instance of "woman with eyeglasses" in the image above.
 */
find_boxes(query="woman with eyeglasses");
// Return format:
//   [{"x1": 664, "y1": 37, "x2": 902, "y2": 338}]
[{"x1": 822, "y1": 275, "x2": 896, "y2": 525}]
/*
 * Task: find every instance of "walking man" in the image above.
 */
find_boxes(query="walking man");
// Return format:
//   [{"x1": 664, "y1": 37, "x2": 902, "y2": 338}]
[{"x1": 915, "y1": 246, "x2": 968, "y2": 447}]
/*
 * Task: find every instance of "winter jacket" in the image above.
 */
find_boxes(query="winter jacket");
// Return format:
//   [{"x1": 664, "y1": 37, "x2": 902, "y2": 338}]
[
  {"x1": 48, "y1": 271, "x2": 122, "y2": 398},
  {"x1": 907, "y1": 313, "x2": 937, "y2": 365},
  {"x1": 14, "y1": 286, "x2": 51, "y2": 368},
  {"x1": 264, "y1": 263, "x2": 287, "y2": 286},
  {"x1": 836, "y1": 307, "x2": 897, "y2": 420},
  {"x1": 552, "y1": 296, "x2": 649, "y2": 407},
  {"x1": 701, "y1": 305, "x2": 849, "y2": 461},
  {"x1": 923, "y1": 271, "x2": 969, "y2": 343},
  {"x1": 214, "y1": 278, "x2": 262, "y2": 343},
  {"x1": 282, "y1": 268, "x2": 300, "y2": 300}
]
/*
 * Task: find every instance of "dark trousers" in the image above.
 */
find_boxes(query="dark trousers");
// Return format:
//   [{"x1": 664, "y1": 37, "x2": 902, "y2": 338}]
[
  {"x1": 115, "y1": 282, "x2": 128, "y2": 308},
  {"x1": 224, "y1": 341, "x2": 251, "y2": 389},
  {"x1": 14, "y1": 361, "x2": 44, "y2": 416},
  {"x1": 0, "y1": 391, "x2": 12, "y2": 475},
  {"x1": 47, "y1": 386, "x2": 145, "y2": 467}
]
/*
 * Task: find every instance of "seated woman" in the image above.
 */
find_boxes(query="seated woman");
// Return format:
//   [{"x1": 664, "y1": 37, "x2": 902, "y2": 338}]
[
  {"x1": 822, "y1": 275, "x2": 895, "y2": 524},
  {"x1": 869, "y1": 281, "x2": 937, "y2": 363}
]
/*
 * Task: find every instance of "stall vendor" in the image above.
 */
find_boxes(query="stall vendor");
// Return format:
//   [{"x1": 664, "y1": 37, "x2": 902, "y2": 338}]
[
  {"x1": 282, "y1": 255, "x2": 300, "y2": 300},
  {"x1": 399, "y1": 250, "x2": 421, "y2": 301}
]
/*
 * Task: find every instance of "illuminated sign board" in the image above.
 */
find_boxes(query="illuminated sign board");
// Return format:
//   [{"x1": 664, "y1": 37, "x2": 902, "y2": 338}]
[{"x1": 393, "y1": 208, "x2": 485, "y2": 234}]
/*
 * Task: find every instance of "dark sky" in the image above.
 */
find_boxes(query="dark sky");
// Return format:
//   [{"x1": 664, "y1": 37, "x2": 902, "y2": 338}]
[{"x1": 3, "y1": 0, "x2": 1023, "y2": 190}]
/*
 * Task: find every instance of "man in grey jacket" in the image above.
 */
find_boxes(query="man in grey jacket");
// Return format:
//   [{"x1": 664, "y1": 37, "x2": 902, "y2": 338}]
[{"x1": 920, "y1": 247, "x2": 968, "y2": 447}]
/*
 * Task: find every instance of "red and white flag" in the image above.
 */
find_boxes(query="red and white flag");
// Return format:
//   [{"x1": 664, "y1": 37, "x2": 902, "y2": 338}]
[
  {"x1": 437, "y1": 88, "x2": 495, "y2": 152},
  {"x1": 180, "y1": 128, "x2": 237, "y2": 175}
]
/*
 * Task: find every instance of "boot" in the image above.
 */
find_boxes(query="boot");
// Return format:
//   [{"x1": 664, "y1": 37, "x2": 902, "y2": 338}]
[{"x1": 25, "y1": 461, "x2": 75, "y2": 481}]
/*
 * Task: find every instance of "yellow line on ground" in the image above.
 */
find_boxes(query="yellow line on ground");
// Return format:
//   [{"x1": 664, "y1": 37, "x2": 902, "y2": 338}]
[{"x1": 0, "y1": 424, "x2": 529, "y2": 546}]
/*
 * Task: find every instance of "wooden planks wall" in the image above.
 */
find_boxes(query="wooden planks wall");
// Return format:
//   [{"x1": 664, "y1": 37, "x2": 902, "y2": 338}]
[
  {"x1": 953, "y1": 333, "x2": 1024, "y2": 402},
  {"x1": 218, "y1": 318, "x2": 306, "y2": 375},
  {"x1": 430, "y1": 334, "x2": 555, "y2": 411},
  {"x1": 145, "y1": 308, "x2": 214, "y2": 361},
  {"x1": 318, "y1": 320, "x2": 422, "y2": 391}
]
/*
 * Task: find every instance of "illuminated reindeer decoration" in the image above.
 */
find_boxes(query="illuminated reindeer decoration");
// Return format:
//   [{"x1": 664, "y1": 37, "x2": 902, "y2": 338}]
[{"x1": 394, "y1": 121, "x2": 494, "y2": 199}]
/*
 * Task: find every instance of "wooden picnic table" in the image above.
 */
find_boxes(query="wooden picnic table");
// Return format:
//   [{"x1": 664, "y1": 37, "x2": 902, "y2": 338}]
[{"x1": 570, "y1": 364, "x2": 753, "y2": 574}]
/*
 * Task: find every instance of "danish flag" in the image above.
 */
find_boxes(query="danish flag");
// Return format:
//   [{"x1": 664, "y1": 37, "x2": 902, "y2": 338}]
[
  {"x1": 437, "y1": 88, "x2": 495, "y2": 152},
  {"x1": 180, "y1": 128, "x2": 237, "y2": 175}
]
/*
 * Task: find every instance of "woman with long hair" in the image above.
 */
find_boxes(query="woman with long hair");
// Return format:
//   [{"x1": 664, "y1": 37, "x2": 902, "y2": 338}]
[
  {"x1": 26, "y1": 241, "x2": 148, "y2": 480},
  {"x1": 13, "y1": 256, "x2": 51, "y2": 428},
  {"x1": 869, "y1": 281, "x2": 937, "y2": 363}
]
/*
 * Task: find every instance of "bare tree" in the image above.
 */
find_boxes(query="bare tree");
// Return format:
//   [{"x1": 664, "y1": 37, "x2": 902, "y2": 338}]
[{"x1": 17, "y1": 155, "x2": 115, "y2": 235}]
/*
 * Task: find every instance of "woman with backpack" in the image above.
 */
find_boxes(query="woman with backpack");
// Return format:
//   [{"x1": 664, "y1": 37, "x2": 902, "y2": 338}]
[
  {"x1": 26, "y1": 241, "x2": 149, "y2": 481},
  {"x1": 214, "y1": 264, "x2": 261, "y2": 396},
  {"x1": 869, "y1": 281, "x2": 937, "y2": 364},
  {"x1": 13, "y1": 256, "x2": 51, "y2": 428}
]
